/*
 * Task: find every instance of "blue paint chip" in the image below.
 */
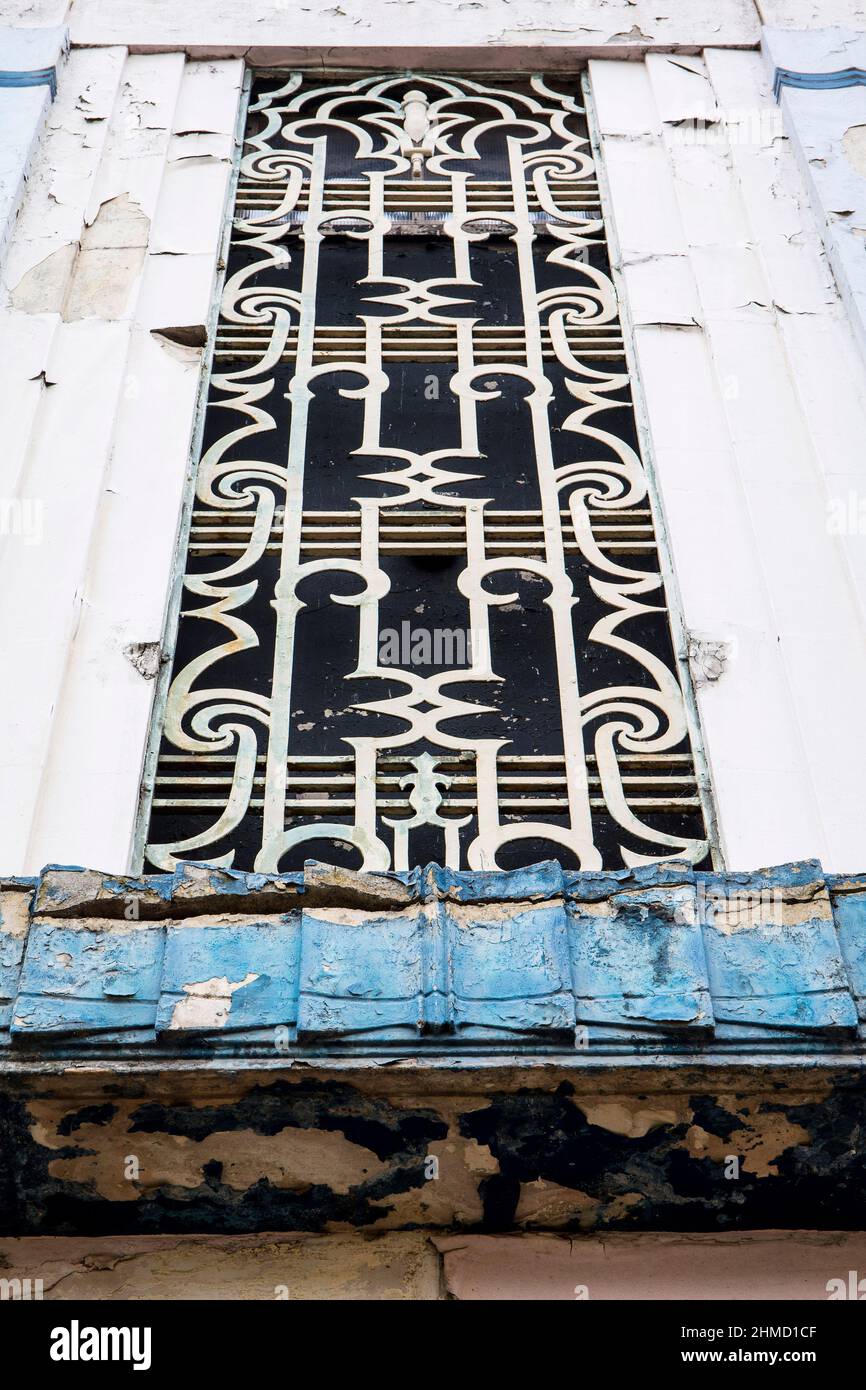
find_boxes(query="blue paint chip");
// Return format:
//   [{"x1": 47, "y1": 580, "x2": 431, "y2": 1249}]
[
  {"x1": 829, "y1": 877, "x2": 866, "y2": 1032},
  {"x1": 157, "y1": 916, "x2": 302, "y2": 1039},
  {"x1": 12, "y1": 922, "x2": 165, "y2": 1042},
  {"x1": 568, "y1": 884, "x2": 713, "y2": 1036}
]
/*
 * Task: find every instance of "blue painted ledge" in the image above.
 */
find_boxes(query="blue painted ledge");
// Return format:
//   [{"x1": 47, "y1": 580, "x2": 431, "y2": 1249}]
[
  {"x1": 0, "y1": 25, "x2": 67, "y2": 99},
  {"x1": 772, "y1": 66, "x2": 866, "y2": 98},
  {"x1": 2, "y1": 858, "x2": 866, "y2": 1061},
  {"x1": 0, "y1": 66, "x2": 57, "y2": 96},
  {"x1": 763, "y1": 26, "x2": 866, "y2": 100}
]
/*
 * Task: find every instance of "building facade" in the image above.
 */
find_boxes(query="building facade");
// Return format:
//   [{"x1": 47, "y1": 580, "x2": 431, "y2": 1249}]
[{"x1": 1, "y1": 0, "x2": 866, "y2": 1299}]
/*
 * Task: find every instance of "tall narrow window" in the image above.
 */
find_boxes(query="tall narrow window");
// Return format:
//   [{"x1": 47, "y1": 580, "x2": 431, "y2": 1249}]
[{"x1": 143, "y1": 72, "x2": 709, "y2": 874}]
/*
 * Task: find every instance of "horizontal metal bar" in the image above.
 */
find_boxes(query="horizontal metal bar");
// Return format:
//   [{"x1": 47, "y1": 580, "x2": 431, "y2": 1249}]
[
  {"x1": 237, "y1": 178, "x2": 601, "y2": 189},
  {"x1": 212, "y1": 350, "x2": 627, "y2": 361},
  {"x1": 155, "y1": 774, "x2": 697, "y2": 790},
  {"x1": 153, "y1": 796, "x2": 703, "y2": 811},
  {"x1": 191, "y1": 509, "x2": 654, "y2": 519},
  {"x1": 188, "y1": 541, "x2": 657, "y2": 554},
  {"x1": 156, "y1": 751, "x2": 694, "y2": 767},
  {"x1": 218, "y1": 325, "x2": 621, "y2": 335}
]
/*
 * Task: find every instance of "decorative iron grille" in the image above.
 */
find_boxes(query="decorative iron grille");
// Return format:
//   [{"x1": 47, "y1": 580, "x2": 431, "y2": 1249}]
[{"x1": 143, "y1": 72, "x2": 710, "y2": 874}]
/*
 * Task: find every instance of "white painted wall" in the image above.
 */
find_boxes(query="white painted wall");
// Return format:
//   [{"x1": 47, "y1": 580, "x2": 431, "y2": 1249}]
[
  {"x1": 590, "y1": 48, "x2": 866, "y2": 871},
  {"x1": 763, "y1": 28, "x2": 866, "y2": 370},
  {"x1": 62, "y1": 1, "x2": 762, "y2": 63},
  {"x1": 0, "y1": 45, "x2": 243, "y2": 874},
  {"x1": 0, "y1": 1, "x2": 864, "y2": 875},
  {"x1": 6, "y1": 0, "x2": 859, "y2": 48},
  {"x1": 758, "y1": 1, "x2": 866, "y2": 26},
  {"x1": 0, "y1": 25, "x2": 67, "y2": 269}
]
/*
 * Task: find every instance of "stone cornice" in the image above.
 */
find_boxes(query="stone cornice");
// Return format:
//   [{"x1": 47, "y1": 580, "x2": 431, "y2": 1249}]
[{"x1": 2, "y1": 858, "x2": 865, "y2": 1065}]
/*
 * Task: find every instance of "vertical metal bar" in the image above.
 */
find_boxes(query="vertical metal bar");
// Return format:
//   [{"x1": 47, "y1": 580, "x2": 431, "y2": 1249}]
[
  {"x1": 506, "y1": 132, "x2": 597, "y2": 866},
  {"x1": 581, "y1": 69, "x2": 724, "y2": 868},
  {"x1": 259, "y1": 136, "x2": 326, "y2": 867}
]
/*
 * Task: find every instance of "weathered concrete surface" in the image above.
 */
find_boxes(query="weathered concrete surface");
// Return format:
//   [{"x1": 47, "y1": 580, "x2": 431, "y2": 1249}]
[
  {"x1": 757, "y1": 2, "x2": 866, "y2": 26},
  {"x1": 0, "y1": 23, "x2": 67, "y2": 271},
  {"x1": 3, "y1": 1062, "x2": 866, "y2": 1236},
  {"x1": 0, "y1": 47, "x2": 243, "y2": 878},
  {"x1": 589, "y1": 47, "x2": 866, "y2": 873},
  {"x1": 0, "y1": 1230, "x2": 440, "y2": 1300},
  {"x1": 763, "y1": 28, "x2": 866, "y2": 374},
  {"x1": 0, "y1": 0, "x2": 842, "y2": 50},
  {"x1": 3, "y1": 860, "x2": 866, "y2": 1235},
  {"x1": 1, "y1": 1228, "x2": 865, "y2": 1299},
  {"x1": 435, "y1": 1230, "x2": 866, "y2": 1300},
  {"x1": 63, "y1": 1, "x2": 761, "y2": 65},
  {"x1": 0, "y1": 4, "x2": 70, "y2": 24},
  {"x1": 3, "y1": 860, "x2": 865, "y2": 1057}
]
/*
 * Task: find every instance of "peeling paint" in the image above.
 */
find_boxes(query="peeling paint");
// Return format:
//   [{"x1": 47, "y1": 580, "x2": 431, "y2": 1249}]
[
  {"x1": 9, "y1": 241, "x2": 76, "y2": 313},
  {"x1": 842, "y1": 122, "x2": 866, "y2": 177},
  {"x1": 3, "y1": 858, "x2": 864, "y2": 1055},
  {"x1": 2, "y1": 8, "x2": 866, "y2": 1266},
  {"x1": 122, "y1": 641, "x2": 163, "y2": 680},
  {"x1": 1, "y1": 1067, "x2": 865, "y2": 1236},
  {"x1": 62, "y1": 1, "x2": 762, "y2": 62},
  {"x1": 170, "y1": 972, "x2": 259, "y2": 1030},
  {"x1": 0, "y1": 859, "x2": 865, "y2": 1235},
  {"x1": 687, "y1": 635, "x2": 733, "y2": 688},
  {"x1": 12, "y1": 193, "x2": 154, "y2": 322}
]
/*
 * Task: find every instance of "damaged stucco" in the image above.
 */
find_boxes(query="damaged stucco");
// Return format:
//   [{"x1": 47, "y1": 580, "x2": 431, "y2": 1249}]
[
  {"x1": 763, "y1": 27, "x2": 866, "y2": 369},
  {"x1": 687, "y1": 635, "x2": 734, "y2": 688},
  {"x1": 62, "y1": 1, "x2": 762, "y2": 68},
  {"x1": 3, "y1": 1227, "x2": 864, "y2": 1300},
  {"x1": 0, "y1": 46, "x2": 244, "y2": 879},
  {"x1": 589, "y1": 46, "x2": 866, "y2": 873},
  {"x1": 3, "y1": 858, "x2": 866, "y2": 1056},
  {"x1": 0, "y1": 0, "x2": 864, "y2": 1272},
  {"x1": 0, "y1": 23, "x2": 66, "y2": 267},
  {"x1": 3, "y1": 1060, "x2": 866, "y2": 1237},
  {"x1": 1, "y1": 858, "x2": 866, "y2": 1235},
  {"x1": 12, "y1": 192, "x2": 150, "y2": 319},
  {"x1": 0, "y1": 1229, "x2": 445, "y2": 1300}
]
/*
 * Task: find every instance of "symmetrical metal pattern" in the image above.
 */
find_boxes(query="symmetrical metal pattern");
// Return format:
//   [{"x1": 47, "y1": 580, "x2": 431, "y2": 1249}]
[{"x1": 144, "y1": 73, "x2": 709, "y2": 875}]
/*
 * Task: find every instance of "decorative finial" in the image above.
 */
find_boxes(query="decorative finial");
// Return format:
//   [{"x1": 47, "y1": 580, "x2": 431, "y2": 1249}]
[{"x1": 401, "y1": 88, "x2": 433, "y2": 178}]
